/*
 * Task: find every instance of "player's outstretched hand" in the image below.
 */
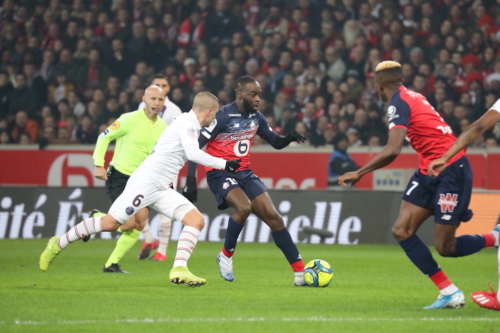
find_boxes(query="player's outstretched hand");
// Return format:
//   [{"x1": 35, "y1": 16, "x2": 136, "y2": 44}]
[
  {"x1": 286, "y1": 131, "x2": 307, "y2": 143},
  {"x1": 182, "y1": 176, "x2": 198, "y2": 203},
  {"x1": 338, "y1": 171, "x2": 362, "y2": 187},
  {"x1": 94, "y1": 166, "x2": 108, "y2": 181},
  {"x1": 428, "y1": 158, "x2": 447, "y2": 178},
  {"x1": 225, "y1": 159, "x2": 241, "y2": 173}
]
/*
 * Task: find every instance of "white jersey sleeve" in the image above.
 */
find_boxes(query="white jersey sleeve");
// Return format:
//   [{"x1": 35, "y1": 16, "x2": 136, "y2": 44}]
[
  {"x1": 178, "y1": 117, "x2": 226, "y2": 170},
  {"x1": 490, "y1": 98, "x2": 500, "y2": 113}
]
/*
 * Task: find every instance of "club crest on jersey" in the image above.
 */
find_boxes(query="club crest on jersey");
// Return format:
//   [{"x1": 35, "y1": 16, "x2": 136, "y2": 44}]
[
  {"x1": 187, "y1": 127, "x2": 199, "y2": 138},
  {"x1": 223, "y1": 182, "x2": 230, "y2": 189},
  {"x1": 250, "y1": 121, "x2": 256, "y2": 129},
  {"x1": 126, "y1": 206, "x2": 134, "y2": 215},
  {"x1": 438, "y1": 193, "x2": 458, "y2": 213},
  {"x1": 110, "y1": 121, "x2": 120, "y2": 130},
  {"x1": 387, "y1": 106, "x2": 399, "y2": 121}
]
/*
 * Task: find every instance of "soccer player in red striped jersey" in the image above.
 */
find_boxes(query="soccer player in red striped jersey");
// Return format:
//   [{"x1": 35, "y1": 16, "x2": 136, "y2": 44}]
[
  {"x1": 429, "y1": 98, "x2": 500, "y2": 311},
  {"x1": 182, "y1": 76, "x2": 308, "y2": 286},
  {"x1": 339, "y1": 61, "x2": 499, "y2": 309}
]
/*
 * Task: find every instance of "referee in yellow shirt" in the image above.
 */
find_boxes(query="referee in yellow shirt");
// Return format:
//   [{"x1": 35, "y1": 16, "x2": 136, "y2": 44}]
[{"x1": 90, "y1": 85, "x2": 166, "y2": 273}]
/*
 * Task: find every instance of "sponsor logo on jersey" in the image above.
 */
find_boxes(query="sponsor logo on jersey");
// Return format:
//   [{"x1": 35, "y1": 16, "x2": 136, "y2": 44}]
[
  {"x1": 229, "y1": 114, "x2": 241, "y2": 117},
  {"x1": 99, "y1": 129, "x2": 109, "y2": 139},
  {"x1": 187, "y1": 127, "x2": 199, "y2": 139},
  {"x1": 438, "y1": 193, "x2": 458, "y2": 213},
  {"x1": 230, "y1": 134, "x2": 254, "y2": 140},
  {"x1": 223, "y1": 182, "x2": 229, "y2": 189},
  {"x1": 234, "y1": 123, "x2": 240, "y2": 128},
  {"x1": 110, "y1": 121, "x2": 120, "y2": 130},
  {"x1": 126, "y1": 206, "x2": 134, "y2": 215}
]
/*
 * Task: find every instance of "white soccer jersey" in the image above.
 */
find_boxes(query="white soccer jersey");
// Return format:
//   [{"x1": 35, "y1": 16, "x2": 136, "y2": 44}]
[
  {"x1": 139, "y1": 96, "x2": 182, "y2": 126},
  {"x1": 136, "y1": 110, "x2": 226, "y2": 190},
  {"x1": 490, "y1": 98, "x2": 500, "y2": 113}
]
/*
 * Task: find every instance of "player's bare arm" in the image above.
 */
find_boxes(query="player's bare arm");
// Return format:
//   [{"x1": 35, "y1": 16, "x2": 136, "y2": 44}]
[
  {"x1": 428, "y1": 109, "x2": 500, "y2": 177},
  {"x1": 339, "y1": 127, "x2": 407, "y2": 187}
]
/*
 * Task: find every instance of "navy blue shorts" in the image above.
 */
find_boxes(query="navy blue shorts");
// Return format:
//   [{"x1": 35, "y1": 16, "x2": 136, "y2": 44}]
[
  {"x1": 207, "y1": 169, "x2": 267, "y2": 210},
  {"x1": 402, "y1": 156, "x2": 473, "y2": 225}
]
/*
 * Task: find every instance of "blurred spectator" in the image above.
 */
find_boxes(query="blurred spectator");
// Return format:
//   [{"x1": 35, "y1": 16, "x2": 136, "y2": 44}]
[
  {"x1": 48, "y1": 72, "x2": 74, "y2": 104},
  {"x1": 75, "y1": 49, "x2": 110, "y2": 99},
  {"x1": 0, "y1": 71, "x2": 13, "y2": 119},
  {"x1": 327, "y1": 132, "x2": 360, "y2": 187},
  {"x1": 0, "y1": 128, "x2": 11, "y2": 144},
  {"x1": 204, "y1": 0, "x2": 240, "y2": 46},
  {"x1": 9, "y1": 73, "x2": 39, "y2": 119},
  {"x1": 10, "y1": 110, "x2": 38, "y2": 143}
]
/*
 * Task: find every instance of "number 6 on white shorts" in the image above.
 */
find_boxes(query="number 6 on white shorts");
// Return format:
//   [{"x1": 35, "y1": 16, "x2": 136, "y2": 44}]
[{"x1": 406, "y1": 181, "x2": 419, "y2": 196}]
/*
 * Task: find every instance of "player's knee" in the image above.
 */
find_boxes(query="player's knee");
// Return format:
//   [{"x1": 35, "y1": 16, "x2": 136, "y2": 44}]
[
  {"x1": 235, "y1": 202, "x2": 252, "y2": 220},
  {"x1": 266, "y1": 213, "x2": 284, "y2": 232},
  {"x1": 435, "y1": 241, "x2": 456, "y2": 257},
  {"x1": 101, "y1": 215, "x2": 121, "y2": 231},
  {"x1": 391, "y1": 224, "x2": 413, "y2": 241}
]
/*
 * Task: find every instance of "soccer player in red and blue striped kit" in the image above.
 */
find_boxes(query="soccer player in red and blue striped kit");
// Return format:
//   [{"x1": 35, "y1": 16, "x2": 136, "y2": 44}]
[
  {"x1": 182, "y1": 76, "x2": 308, "y2": 286},
  {"x1": 339, "y1": 61, "x2": 499, "y2": 309}
]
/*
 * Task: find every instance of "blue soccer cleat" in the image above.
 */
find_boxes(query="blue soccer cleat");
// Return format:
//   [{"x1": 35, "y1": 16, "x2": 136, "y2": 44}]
[
  {"x1": 424, "y1": 290, "x2": 465, "y2": 309},
  {"x1": 216, "y1": 252, "x2": 234, "y2": 282}
]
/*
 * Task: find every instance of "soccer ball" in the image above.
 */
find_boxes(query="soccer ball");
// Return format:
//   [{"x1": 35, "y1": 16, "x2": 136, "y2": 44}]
[{"x1": 304, "y1": 259, "x2": 333, "y2": 287}]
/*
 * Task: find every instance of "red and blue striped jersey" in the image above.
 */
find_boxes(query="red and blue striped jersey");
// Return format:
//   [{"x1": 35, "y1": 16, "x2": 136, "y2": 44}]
[
  {"x1": 200, "y1": 102, "x2": 277, "y2": 172},
  {"x1": 388, "y1": 86, "x2": 465, "y2": 174}
]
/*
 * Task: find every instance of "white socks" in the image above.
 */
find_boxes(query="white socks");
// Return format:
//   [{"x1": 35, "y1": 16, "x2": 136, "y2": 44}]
[
  {"x1": 173, "y1": 226, "x2": 200, "y2": 267},
  {"x1": 440, "y1": 283, "x2": 459, "y2": 296},
  {"x1": 157, "y1": 215, "x2": 172, "y2": 256},
  {"x1": 142, "y1": 220, "x2": 155, "y2": 243},
  {"x1": 58, "y1": 217, "x2": 102, "y2": 250}
]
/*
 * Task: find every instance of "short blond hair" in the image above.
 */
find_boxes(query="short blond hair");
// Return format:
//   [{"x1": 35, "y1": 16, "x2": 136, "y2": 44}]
[
  {"x1": 374, "y1": 61, "x2": 403, "y2": 88},
  {"x1": 375, "y1": 61, "x2": 401, "y2": 72}
]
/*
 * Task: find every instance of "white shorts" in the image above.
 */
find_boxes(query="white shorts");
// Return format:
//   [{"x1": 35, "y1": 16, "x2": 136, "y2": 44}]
[{"x1": 109, "y1": 173, "x2": 195, "y2": 224}]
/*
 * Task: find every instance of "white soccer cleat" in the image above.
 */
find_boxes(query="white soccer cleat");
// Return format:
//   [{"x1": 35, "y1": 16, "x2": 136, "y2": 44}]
[
  {"x1": 294, "y1": 272, "x2": 308, "y2": 286},
  {"x1": 216, "y1": 252, "x2": 234, "y2": 282}
]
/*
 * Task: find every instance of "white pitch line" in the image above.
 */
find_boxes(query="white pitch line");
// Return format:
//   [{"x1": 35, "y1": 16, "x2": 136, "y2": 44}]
[{"x1": 10, "y1": 317, "x2": 500, "y2": 325}]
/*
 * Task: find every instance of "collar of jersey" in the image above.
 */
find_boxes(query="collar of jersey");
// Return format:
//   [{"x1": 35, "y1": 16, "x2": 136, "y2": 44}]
[
  {"x1": 139, "y1": 108, "x2": 161, "y2": 126},
  {"x1": 188, "y1": 110, "x2": 201, "y2": 129}
]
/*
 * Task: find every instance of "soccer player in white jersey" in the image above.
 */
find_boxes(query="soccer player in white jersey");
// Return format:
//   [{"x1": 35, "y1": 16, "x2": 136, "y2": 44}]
[
  {"x1": 137, "y1": 74, "x2": 182, "y2": 261},
  {"x1": 39, "y1": 92, "x2": 241, "y2": 286},
  {"x1": 429, "y1": 98, "x2": 500, "y2": 310}
]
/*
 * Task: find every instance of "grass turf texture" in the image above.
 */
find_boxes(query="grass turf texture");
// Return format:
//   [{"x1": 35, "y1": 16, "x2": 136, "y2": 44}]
[{"x1": 0, "y1": 240, "x2": 499, "y2": 333}]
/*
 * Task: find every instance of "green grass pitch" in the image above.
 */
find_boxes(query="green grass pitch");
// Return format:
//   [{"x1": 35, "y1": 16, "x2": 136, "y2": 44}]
[{"x1": 1, "y1": 239, "x2": 499, "y2": 333}]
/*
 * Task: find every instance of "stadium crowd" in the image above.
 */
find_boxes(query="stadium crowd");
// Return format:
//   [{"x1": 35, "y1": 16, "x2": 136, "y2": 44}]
[{"x1": 0, "y1": 0, "x2": 499, "y2": 148}]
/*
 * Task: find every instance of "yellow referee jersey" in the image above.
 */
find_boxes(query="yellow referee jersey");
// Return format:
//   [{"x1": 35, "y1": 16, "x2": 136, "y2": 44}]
[{"x1": 92, "y1": 109, "x2": 166, "y2": 176}]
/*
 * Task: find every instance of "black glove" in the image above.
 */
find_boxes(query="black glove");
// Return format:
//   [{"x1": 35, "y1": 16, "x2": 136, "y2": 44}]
[
  {"x1": 182, "y1": 176, "x2": 197, "y2": 203},
  {"x1": 285, "y1": 131, "x2": 307, "y2": 143},
  {"x1": 224, "y1": 159, "x2": 241, "y2": 173}
]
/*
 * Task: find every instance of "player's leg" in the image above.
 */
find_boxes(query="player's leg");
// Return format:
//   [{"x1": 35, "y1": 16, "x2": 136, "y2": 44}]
[
  {"x1": 149, "y1": 214, "x2": 171, "y2": 261},
  {"x1": 206, "y1": 171, "x2": 251, "y2": 281},
  {"x1": 150, "y1": 175, "x2": 178, "y2": 261},
  {"x1": 251, "y1": 192, "x2": 306, "y2": 286},
  {"x1": 150, "y1": 190, "x2": 206, "y2": 287},
  {"x1": 103, "y1": 208, "x2": 149, "y2": 273},
  {"x1": 433, "y1": 157, "x2": 497, "y2": 258},
  {"x1": 138, "y1": 219, "x2": 159, "y2": 259},
  {"x1": 391, "y1": 200, "x2": 464, "y2": 309},
  {"x1": 39, "y1": 214, "x2": 120, "y2": 271}
]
